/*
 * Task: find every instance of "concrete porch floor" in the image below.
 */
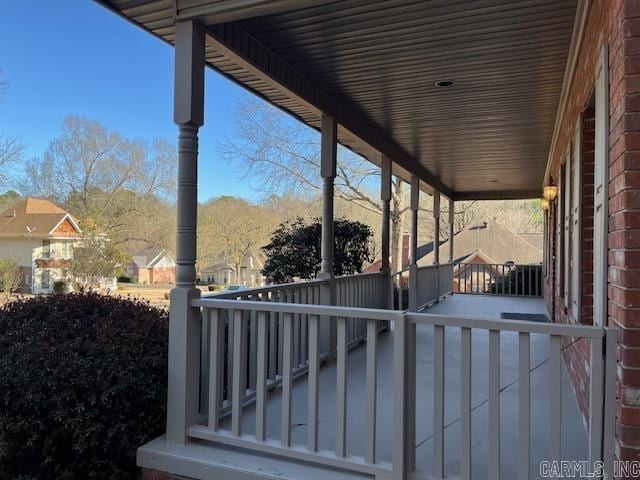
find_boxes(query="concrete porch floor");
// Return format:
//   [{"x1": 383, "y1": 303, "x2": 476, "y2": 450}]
[{"x1": 217, "y1": 294, "x2": 588, "y2": 479}]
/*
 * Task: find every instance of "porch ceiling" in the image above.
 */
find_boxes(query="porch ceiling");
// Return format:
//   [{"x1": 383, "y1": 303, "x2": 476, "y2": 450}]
[{"x1": 98, "y1": 0, "x2": 578, "y2": 200}]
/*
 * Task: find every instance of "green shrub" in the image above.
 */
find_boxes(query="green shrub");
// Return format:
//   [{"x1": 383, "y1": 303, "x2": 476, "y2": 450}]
[
  {"x1": 0, "y1": 293, "x2": 169, "y2": 479},
  {"x1": 117, "y1": 276, "x2": 132, "y2": 283},
  {"x1": 52, "y1": 280, "x2": 67, "y2": 294}
]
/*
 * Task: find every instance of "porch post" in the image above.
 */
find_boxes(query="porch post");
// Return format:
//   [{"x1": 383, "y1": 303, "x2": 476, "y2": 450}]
[
  {"x1": 381, "y1": 155, "x2": 392, "y2": 309},
  {"x1": 319, "y1": 114, "x2": 337, "y2": 354},
  {"x1": 433, "y1": 190, "x2": 441, "y2": 302},
  {"x1": 448, "y1": 197, "x2": 454, "y2": 263},
  {"x1": 166, "y1": 19, "x2": 205, "y2": 445},
  {"x1": 408, "y1": 175, "x2": 419, "y2": 312},
  {"x1": 406, "y1": 175, "x2": 419, "y2": 471},
  {"x1": 433, "y1": 191, "x2": 441, "y2": 265}
]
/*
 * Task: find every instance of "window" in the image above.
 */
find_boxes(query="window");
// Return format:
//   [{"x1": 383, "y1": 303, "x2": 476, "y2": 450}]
[
  {"x1": 42, "y1": 239, "x2": 51, "y2": 259},
  {"x1": 571, "y1": 117, "x2": 582, "y2": 322},
  {"x1": 41, "y1": 270, "x2": 50, "y2": 289}
]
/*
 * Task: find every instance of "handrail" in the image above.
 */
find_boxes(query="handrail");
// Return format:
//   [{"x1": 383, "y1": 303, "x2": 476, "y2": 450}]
[
  {"x1": 193, "y1": 297, "x2": 403, "y2": 321},
  {"x1": 208, "y1": 277, "x2": 328, "y2": 299},
  {"x1": 407, "y1": 312, "x2": 604, "y2": 337}
]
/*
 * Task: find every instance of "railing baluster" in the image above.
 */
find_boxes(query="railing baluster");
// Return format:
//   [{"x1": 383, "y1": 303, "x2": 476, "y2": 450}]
[
  {"x1": 301, "y1": 288, "x2": 308, "y2": 365},
  {"x1": 489, "y1": 329, "x2": 500, "y2": 480},
  {"x1": 365, "y1": 318, "x2": 377, "y2": 464},
  {"x1": 256, "y1": 311, "x2": 268, "y2": 442},
  {"x1": 208, "y1": 308, "x2": 224, "y2": 431},
  {"x1": 336, "y1": 316, "x2": 347, "y2": 458},
  {"x1": 231, "y1": 310, "x2": 247, "y2": 436},
  {"x1": 277, "y1": 292, "x2": 284, "y2": 377},
  {"x1": 433, "y1": 324, "x2": 445, "y2": 477},
  {"x1": 518, "y1": 332, "x2": 530, "y2": 480},
  {"x1": 461, "y1": 327, "x2": 472, "y2": 480},
  {"x1": 281, "y1": 312, "x2": 293, "y2": 447},
  {"x1": 307, "y1": 314, "x2": 320, "y2": 452},
  {"x1": 249, "y1": 310, "x2": 257, "y2": 391},
  {"x1": 269, "y1": 305, "x2": 277, "y2": 380},
  {"x1": 226, "y1": 310, "x2": 234, "y2": 406},
  {"x1": 293, "y1": 289, "x2": 300, "y2": 368},
  {"x1": 549, "y1": 334, "x2": 562, "y2": 462},
  {"x1": 589, "y1": 336, "x2": 604, "y2": 468}
]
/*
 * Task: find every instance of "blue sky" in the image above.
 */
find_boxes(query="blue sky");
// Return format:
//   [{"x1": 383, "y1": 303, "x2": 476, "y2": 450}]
[{"x1": 0, "y1": 0, "x2": 255, "y2": 201}]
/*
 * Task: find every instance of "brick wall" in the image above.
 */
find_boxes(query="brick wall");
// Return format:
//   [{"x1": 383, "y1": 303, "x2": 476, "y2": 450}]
[
  {"x1": 610, "y1": 0, "x2": 640, "y2": 462},
  {"x1": 544, "y1": 0, "x2": 640, "y2": 464}
]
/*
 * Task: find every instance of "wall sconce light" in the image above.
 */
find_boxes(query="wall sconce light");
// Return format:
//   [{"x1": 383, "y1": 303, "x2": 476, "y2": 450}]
[
  {"x1": 543, "y1": 178, "x2": 558, "y2": 201},
  {"x1": 540, "y1": 198, "x2": 550, "y2": 210}
]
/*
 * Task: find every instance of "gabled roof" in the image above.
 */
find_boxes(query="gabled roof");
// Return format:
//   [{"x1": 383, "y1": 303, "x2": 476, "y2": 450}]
[
  {"x1": 0, "y1": 198, "x2": 82, "y2": 239},
  {"x1": 418, "y1": 220, "x2": 542, "y2": 267},
  {"x1": 131, "y1": 248, "x2": 175, "y2": 268}
]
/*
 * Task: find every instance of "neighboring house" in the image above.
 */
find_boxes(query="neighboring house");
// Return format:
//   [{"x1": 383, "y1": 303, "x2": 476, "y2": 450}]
[
  {"x1": 125, "y1": 249, "x2": 176, "y2": 284},
  {"x1": 417, "y1": 220, "x2": 543, "y2": 267},
  {"x1": 200, "y1": 250, "x2": 265, "y2": 287},
  {"x1": 365, "y1": 221, "x2": 541, "y2": 274},
  {"x1": 0, "y1": 197, "x2": 115, "y2": 293},
  {"x1": 418, "y1": 221, "x2": 543, "y2": 293}
]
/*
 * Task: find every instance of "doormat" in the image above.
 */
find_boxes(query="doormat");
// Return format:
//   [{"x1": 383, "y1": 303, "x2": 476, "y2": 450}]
[{"x1": 500, "y1": 312, "x2": 549, "y2": 323}]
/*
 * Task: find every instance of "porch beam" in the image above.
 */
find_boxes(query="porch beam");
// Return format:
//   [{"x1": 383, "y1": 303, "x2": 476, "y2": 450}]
[
  {"x1": 167, "y1": 18, "x2": 205, "y2": 445},
  {"x1": 204, "y1": 21, "x2": 452, "y2": 197},
  {"x1": 176, "y1": 0, "x2": 334, "y2": 24}
]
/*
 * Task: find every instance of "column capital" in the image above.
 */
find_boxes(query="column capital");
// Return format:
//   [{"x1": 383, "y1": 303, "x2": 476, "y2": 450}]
[{"x1": 174, "y1": 20, "x2": 205, "y2": 127}]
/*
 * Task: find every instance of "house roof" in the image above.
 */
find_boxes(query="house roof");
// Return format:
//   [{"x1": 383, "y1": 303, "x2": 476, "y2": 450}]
[
  {"x1": 0, "y1": 198, "x2": 82, "y2": 239},
  {"x1": 131, "y1": 248, "x2": 175, "y2": 268},
  {"x1": 417, "y1": 220, "x2": 543, "y2": 267}
]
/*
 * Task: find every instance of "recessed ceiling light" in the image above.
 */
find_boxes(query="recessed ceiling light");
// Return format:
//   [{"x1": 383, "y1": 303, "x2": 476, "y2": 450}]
[{"x1": 435, "y1": 80, "x2": 455, "y2": 87}]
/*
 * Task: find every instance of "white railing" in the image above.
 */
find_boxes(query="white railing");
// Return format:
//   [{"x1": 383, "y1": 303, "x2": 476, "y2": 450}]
[
  {"x1": 413, "y1": 263, "x2": 453, "y2": 310},
  {"x1": 454, "y1": 263, "x2": 543, "y2": 297},
  {"x1": 199, "y1": 273, "x2": 389, "y2": 420},
  {"x1": 187, "y1": 298, "x2": 616, "y2": 480}
]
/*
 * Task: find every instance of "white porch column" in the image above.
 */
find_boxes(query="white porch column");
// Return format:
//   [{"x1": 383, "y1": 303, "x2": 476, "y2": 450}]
[
  {"x1": 448, "y1": 197, "x2": 454, "y2": 263},
  {"x1": 167, "y1": 19, "x2": 205, "y2": 445},
  {"x1": 319, "y1": 114, "x2": 337, "y2": 355},
  {"x1": 380, "y1": 155, "x2": 392, "y2": 309},
  {"x1": 408, "y1": 175, "x2": 419, "y2": 312}
]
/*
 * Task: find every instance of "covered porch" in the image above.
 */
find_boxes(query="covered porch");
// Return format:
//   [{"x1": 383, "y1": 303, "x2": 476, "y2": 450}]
[{"x1": 95, "y1": 1, "x2": 623, "y2": 479}]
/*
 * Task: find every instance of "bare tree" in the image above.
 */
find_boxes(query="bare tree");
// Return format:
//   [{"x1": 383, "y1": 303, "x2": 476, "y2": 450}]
[
  {"x1": 220, "y1": 97, "x2": 409, "y2": 273},
  {"x1": 21, "y1": 116, "x2": 177, "y2": 250},
  {"x1": 198, "y1": 196, "x2": 276, "y2": 278},
  {"x1": 0, "y1": 68, "x2": 24, "y2": 189}
]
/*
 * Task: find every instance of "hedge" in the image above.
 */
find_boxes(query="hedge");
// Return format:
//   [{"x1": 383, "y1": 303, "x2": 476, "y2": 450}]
[{"x1": 0, "y1": 294, "x2": 169, "y2": 479}]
